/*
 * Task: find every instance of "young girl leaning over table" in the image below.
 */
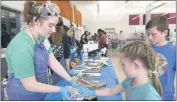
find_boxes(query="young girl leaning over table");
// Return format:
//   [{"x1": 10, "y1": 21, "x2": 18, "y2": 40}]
[{"x1": 76, "y1": 41, "x2": 163, "y2": 100}]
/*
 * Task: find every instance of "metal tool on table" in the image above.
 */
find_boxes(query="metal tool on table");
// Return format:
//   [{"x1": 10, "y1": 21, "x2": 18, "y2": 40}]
[
  {"x1": 77, "y1": 73, "x2": 102, "y2": 78},
  {"x1": 72, "y1": 76, "x2": 107, "y2": 89}
]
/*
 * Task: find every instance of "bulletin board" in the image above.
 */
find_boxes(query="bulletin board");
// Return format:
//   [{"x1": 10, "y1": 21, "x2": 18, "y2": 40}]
[{"x1": 104, "y1": 28, "x2": 115, "y2": 39}]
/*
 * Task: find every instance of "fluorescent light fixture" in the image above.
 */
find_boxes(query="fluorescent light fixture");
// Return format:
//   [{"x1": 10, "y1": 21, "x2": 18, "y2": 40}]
[
  {"x1": 97, "y1": 2, "x2": 99, "y2": 15},
  {"x1": 154, "y1": 1, "x2": 165, "y2": 7},
  {"x1": 120, "y1": 4, "x2": 125, "y2": 9},
  {"x1": 117, "y1": 1, "x2": 127, "y2": 16},
  {"x1": 98, "y1": 1, "x2": 112, "y2": 10}
]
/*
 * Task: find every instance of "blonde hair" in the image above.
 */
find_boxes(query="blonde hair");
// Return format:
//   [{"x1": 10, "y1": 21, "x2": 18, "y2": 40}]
[
  {"x1": 120, "y1": 41, "x2": 163, "y2": 97},
  {"x1": 51, "y1": 28, "x2": 65, "y2": 45},
  {"x1": 51, "y1": 17, "x2": 65, "y2": 45}
]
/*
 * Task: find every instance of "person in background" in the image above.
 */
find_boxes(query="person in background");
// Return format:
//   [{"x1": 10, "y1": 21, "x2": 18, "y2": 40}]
[
  {"x1": 1, "y1": 29, "x2": 11, "y2": 48},
  {"x1": 66, "y1": 25, "x2": 78, "y2": 69},
  {"x1": 48, "y1": 17, "x2": 71, "y2": 70},
  {"x1": 68, "y1": 25, "x2": 76, "y2": 48},
  {"x1": 118, "y1": 30, "x2": 125, "y2": 49},
  {"x1": 113, "y1": 33, "x2": 118, "y2": 40},
  {"x1": 94, "y1": 33, "x2": 99, "y2": 43},
  {"x1": 5, "y1": 1, "x2": 83, "y2": 100},
  {"x1": 165, "y1": 29, "x2": 170, "y2": 41},
  {"x1": 49, "y1": 17, "x2": 68, "y2": 85},
  {"x1": 98, "y1": 29, "x2": 108, "y2": 57},
  {"x1": 146, "y1": 16, "x2": 176, "y2": 100},
  {"x1": 69, "y1": 27, "x2": 83, "y2": 67},
  {"x1": 61, "y1": 25, "x2": 72, "y2": 70},
  {"x1": 77, "y1": 41, "x2": 162, "y2": 100},
  {"x1": 80, "y1": 31, "x2": 89, "y2": 44},
  {"x1": 91, "y1": 36, "x2": 94, "y2": 41},
  {"x1": 92, "y1": 33, "x2": 97, "y2": 41},
  {"x1": 87, "y1": 32, "x2": 91, "y2": 40}
]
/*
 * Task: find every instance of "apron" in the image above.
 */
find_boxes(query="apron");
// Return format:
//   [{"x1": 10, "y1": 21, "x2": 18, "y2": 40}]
[
  {"x1": 51, "y1": 56, "x2": 67, "y2": 85},
  {"x1": 6, "y1": 27, "x2": 49, "y2": 100}
]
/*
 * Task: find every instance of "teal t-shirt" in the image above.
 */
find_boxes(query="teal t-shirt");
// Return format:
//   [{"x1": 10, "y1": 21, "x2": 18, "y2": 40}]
[
  {"x1": 121, "y1": 78, "x2": 162, "y2": 100},
  {"x1": 6, "y1": 30, "x2": 53, "y2": 79}
]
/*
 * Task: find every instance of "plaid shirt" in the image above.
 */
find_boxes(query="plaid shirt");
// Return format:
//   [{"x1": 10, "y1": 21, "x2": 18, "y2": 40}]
[{"x1": 51, "y1": 43, "x2": 64, "y2": 61}]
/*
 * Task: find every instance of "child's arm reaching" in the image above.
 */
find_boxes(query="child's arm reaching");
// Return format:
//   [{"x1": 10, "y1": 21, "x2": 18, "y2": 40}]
[
  {"x1": 77, "y1": 85, "x2": 124, "y2": 97},
  {"x1": 96, "y1": 85, "x2": 124, "y2": 96},
  {"x1": 77, "y1": 78, "x2": 130, "y2": 98}
]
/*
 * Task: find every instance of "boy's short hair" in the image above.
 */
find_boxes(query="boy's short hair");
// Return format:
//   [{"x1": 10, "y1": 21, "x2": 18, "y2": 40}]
[{"x1": 146, "y1": 16, "x2": 169, "y2": 32}]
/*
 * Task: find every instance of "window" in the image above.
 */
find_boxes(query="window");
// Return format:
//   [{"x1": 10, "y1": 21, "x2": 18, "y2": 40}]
[{"x1": 1, "y1": 7, "x2": 21, "y2": 48}]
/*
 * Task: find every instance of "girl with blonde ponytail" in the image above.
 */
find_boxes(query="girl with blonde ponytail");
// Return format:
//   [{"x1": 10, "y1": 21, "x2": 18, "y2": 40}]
[{"x1": 76, "y1": 41, "x2": 163, "y2": 100}]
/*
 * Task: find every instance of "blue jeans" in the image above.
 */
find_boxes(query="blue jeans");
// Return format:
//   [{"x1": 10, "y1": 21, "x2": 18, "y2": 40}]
[{"x1": 119, "y1": 40, "x2": 125, "y2": 48}]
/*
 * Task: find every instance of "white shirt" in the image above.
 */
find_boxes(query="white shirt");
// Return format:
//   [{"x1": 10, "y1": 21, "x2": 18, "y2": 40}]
[{"x1": 118, "y1": 33, "x2": 125, "y2": 40}]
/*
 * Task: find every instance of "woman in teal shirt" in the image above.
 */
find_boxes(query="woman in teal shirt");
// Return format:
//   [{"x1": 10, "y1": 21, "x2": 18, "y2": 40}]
[{"x1": 6, "y1": 1, "x2": 82, "y2": 100}]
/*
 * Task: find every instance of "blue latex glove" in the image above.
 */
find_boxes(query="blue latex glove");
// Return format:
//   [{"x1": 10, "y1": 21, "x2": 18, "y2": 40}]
[
  {"x1": 67, "y1": 70, "x2": 78, "y2": 76},
  {"x1": 60, "y1": 87, "x2": 76, "y2": 100},
  {"x1": 68, "y1": 79, "x2": 85, "y2": 94},
  {"x1": 74, "y1": 52, "x2": 78, "y2": 57},
  {"x1": 69, "y1": 79, "x2": 79, "y2": 86},
  {"x1": 77, "y1": 86, "x2": 96, "y2": 97},
  {"x1": 70, "y1": 48, "x2": 76, "y2": 54}
]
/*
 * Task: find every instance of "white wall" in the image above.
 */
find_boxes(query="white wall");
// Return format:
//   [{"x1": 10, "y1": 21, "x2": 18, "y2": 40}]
[
  {"x1": 169, "y1": 24, "x2": 176, "y2": 32},
  {"x1": 83, "y1": 14, "x2": 139, "y2": 38},
  {"x1": 82, "y1": 20, "x2": 97, "y2": 35},
  {"x1": 83, "y1": 13, "x2": 176, "y2": 39},
  {"x1": 80, "y1": 1, "x2": 176, "y2": 39},
  {"x1": 1, "y1": 1, "x2": 25, "y2": 11}
]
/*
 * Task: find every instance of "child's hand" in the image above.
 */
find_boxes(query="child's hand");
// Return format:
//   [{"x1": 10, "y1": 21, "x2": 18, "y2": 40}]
[{"x1": 77, "y1": 86, "x2": 96, "y2": 97}]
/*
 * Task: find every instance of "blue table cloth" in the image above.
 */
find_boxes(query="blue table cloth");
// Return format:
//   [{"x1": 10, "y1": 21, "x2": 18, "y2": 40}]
[{"x1": 44, "y1": 59, "x2": 123, "y2": 100}]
